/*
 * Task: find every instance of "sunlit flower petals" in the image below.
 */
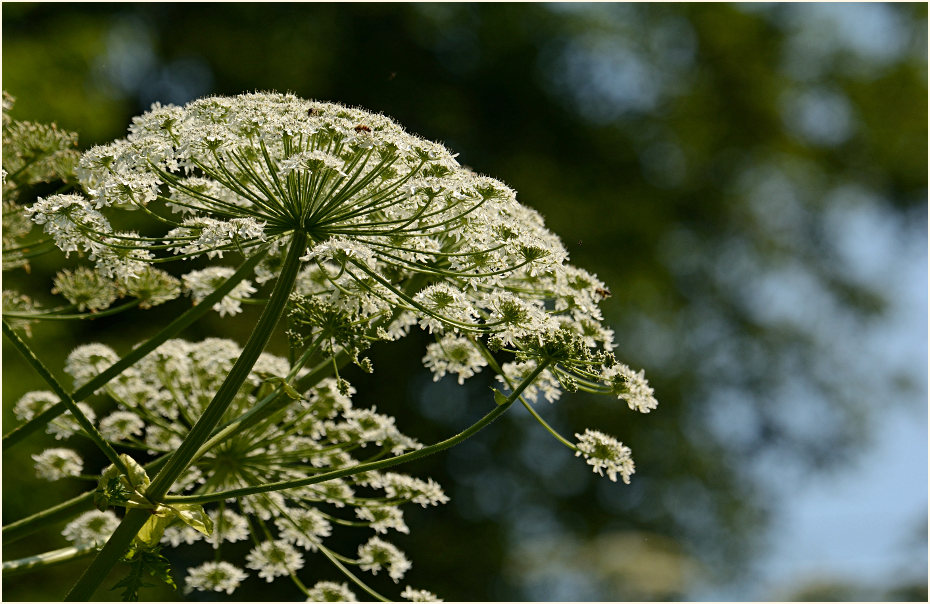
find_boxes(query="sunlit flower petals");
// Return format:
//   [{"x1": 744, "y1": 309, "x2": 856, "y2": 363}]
[
  {"x1": 13, "y1": 390, "x2": 59, "y2": 422},
  {"x1": 401, "y1": 586, "x2": 444, "y2": 602},
  {"x1": 602, "y1": 362, "x2": 658, "y2": 413},
  {"x1": 274, "y1": 507, "x2": 332, "y2": 551},
  {"x1": 64, "y1": 343, "x2": 119, "y2": 389},
  {"x1": 245, "y1": 540, "x2": 304, "y2": 582},
  {"x1": 99, "y1": 411, "x2": 145, "y2": 441},
  {"x1": 357, "y1": 505, "x2": 409, "y2": 535},
  {"x1": 184, "y1": 561, "x2": 248, "y2": 595},
  {"x1": 62, "y1": 510, "x2": 120, "y2": 547},
  {"x1": 306, "y1": 581, "x2": 358, "y2": 602},
  {"x1": 47, "y1": 402, "x2": 96, "y2": 440},
  {"x1": 574, "y1": 429, "x2": 635, "y2": 484},
  {"x1": 32, "y1": 448, "x2": 83, "y2": 480},
  {"x1": 422, "y1": 334, "x2": 488, "y2": 384},
  {"x1": 372, "y1": 473, "x2": 449, "y2": 508},
  {"x1": 357, "y1": 537, "x2": 411, "y2": 582},
  {"x1": 182, "y1": 267, "x2": 256, "y2": 316}
]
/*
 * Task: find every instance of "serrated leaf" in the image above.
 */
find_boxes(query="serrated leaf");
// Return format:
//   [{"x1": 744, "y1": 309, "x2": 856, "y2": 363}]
[
  {"x1": 142, "y1": 550, "x2": 177, "y2": 591},
  {"x1": 114, "y1": 546, "x2": 176, "y2": 601}
]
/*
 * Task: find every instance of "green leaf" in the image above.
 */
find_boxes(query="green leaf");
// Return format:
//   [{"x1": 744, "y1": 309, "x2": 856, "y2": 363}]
[
  {"x1": 260, "y1": 375, "x2": 303, "y2": 400},
  {"x1": 133, "y1": 512, "x2": 172, "y2": 549},
  {"x1": 95, "y1": 476, "x2": 133, "y2": 511},
  {"x1": 97, "y1": 454, "x2": 153, "y2": 511},
  {"x1": 171, "y1": 503, "x2": 213, "y2": 536},
  {"x1": 113, "y1": 546, "x2": 176, "y2": 601}
]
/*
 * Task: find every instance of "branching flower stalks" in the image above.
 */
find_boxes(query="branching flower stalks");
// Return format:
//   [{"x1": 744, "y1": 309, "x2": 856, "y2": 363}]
[{"x1": 2, "y1": 92, "x2": 658, "y2": 601}]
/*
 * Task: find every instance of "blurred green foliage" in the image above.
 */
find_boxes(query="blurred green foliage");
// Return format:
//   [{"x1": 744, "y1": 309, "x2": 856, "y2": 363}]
[{"x1": 3, "y1": 3, "x2": 926, "y2": 601}]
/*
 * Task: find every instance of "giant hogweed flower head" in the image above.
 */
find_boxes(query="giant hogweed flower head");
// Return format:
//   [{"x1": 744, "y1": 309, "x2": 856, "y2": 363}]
[
  {"x1": 27, "y1": 93, "x2": 565, "y2": 307},
  {"x1": 26, "y1": 338, "x2": 444, "y2": 598},
  {"x1": 28, "y1": 91, "x2": 657, "y2": 477}
]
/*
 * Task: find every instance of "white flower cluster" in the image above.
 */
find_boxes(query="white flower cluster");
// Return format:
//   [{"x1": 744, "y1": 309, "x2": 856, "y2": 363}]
[
  {"x1": 32, "y1": 448, "x2": 83, "y2": 481},
  {"x1": 25, "y1": 194, "x2": 152, "y2": 280},
  {"x1": 574, "y1": 429, "x2": 636, "y2": 484},
  {"x1": 62, "y1": 510, "x2": 121, "y2": 547},
  {"x1": 2, "y1": 91, "x2": 79, "y2": 200},
  {"x1": 602, "y1": 362, "x2": 659, "y2": 413},
  {"x1": 26, "y1": 338, "x2": 447, "y2": 599},
  {"x1": 13, "y1": 390, "x2": 95, "y2": 441},
  {"x1": 51, "y1": 266, "x2": 120, "y2": 311},
  {"x1": 24, "y1": 92, "x2": 657, "y2": 416},
  {"x1": 182, "y1": 266, "x2": 257, "y2": 316},
  {"x1": 357, "y1": 536, "x2": 411, "y2": 582},
  {"x1": 183, "y1": 561, "x2": 248, "y2": 595},
  {"x1": 304, "y1": 581, "x2": 358, "y2": 602},
  {"x1": 422, "y1": 334, "x2": 488, "y2": 385},
  {"x1": 166, "y1": 216, "x2": 265, "y2": 259},
  {"x1": 10, "y1": 93, "x2": 662, "y2": 600}
]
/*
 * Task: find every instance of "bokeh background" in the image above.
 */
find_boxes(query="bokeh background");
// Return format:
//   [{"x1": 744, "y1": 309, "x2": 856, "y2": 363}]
[{"x1": 2, "y1": 3, "x2": 927, "y2": 601}]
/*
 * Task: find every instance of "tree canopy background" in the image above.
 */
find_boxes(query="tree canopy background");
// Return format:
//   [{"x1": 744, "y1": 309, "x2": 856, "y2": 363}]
[{"x1": 2, "y1": 3, "x2": 927, "y2": 601}]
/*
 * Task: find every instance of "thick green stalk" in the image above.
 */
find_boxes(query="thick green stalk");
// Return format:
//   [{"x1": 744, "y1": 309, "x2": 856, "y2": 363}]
[
  {"x1": 63, "y1": 507, "x2": 151, "y2": 601},
  {"x1": 2, "y1": 492, "x2": 94, "y2": 545},
  {"x1": 2, "y1": 320, "x2": 129, "y2": 476},
  {"x1": 2, "y1": 450, "x2": 173, "y2": 544},
  {"x1": 3, "y1": 249, "x2": 267, "y2": 450},
  {"x1": 164, "y1": 360, "x2": 551, "y2": 504},
  {"x1": 2, "y1": 545, "x2": 97, "y2": 577},
  {"x1": 147, "y1": 230, "x2": 307, "y2": 499},
  {"x1": 63, "y1": 232, "x2": 306, "y2": 602}
]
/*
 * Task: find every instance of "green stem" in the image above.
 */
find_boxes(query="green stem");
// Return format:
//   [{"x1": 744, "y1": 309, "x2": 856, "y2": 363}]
[
  {"x1": 2, "y1": 491, "x2": 94, "y2": 545},
  {"x1": 2, "y1": 300, "x2": 141, "y2": 321},
  {"x1": 295, "y1": 348, "x2": 352, "y2": 391},
  {"x1": 64, "y1": 231, "x2": 307, "y2": 602},
  {"x1": 3, "y1": 249, "x2": 267, "y2": 450},
  {"x1": 2, "y1": 545, "x2": 97, "y2": 577},
  {"x1": 147, "y1": 229, "x2": 306, "y2": 499},
  {"x1": 2, "y1": 450, "x2": 173, "y2": 545},
  {"x1": 164, "y1": 360, "x2": 550, "y2": 504},
  {"x1": 317, "y1": 543, "x2": 390, "y2": 602},
  {"x1": 182, "y1": 349, "x2": 352, "y2": 471},
  {"x1": 2, "y1": 320, "x2": 130, "y2": 477},
  {"x1": 470, "y1": 337, "x2": 578, "y2": 450},
  {"x1": 517, "y1": 397, "x2": 577, "y2": 450},
  {"x1": 63, "y1": 507, "x2": 151, "y2": 601}
]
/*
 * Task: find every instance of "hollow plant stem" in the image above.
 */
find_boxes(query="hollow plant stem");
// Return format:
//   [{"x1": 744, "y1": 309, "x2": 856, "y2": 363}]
[{"x1": 64, "y1": 231, "x2": 306, "y2": 602}]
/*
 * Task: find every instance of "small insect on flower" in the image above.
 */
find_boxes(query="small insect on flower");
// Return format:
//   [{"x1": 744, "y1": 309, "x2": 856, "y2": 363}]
[
  {"x1": 595, "y1": 287, "x2": 612, "y2": 300},
  {"x1": 354, "y1": 124, "x2": 372, "y2": 133}
]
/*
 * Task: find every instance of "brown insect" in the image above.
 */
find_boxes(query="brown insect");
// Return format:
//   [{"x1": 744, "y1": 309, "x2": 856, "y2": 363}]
[
  {"x1": 308, "y1": 108, "x2": 319, "y2": 117},
  {"x1": 354, "y1": 124, "x2": 372, "y2": 133},
  {"x1": 595, "y1": 287, "x2": 612, "y2": 300}
]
